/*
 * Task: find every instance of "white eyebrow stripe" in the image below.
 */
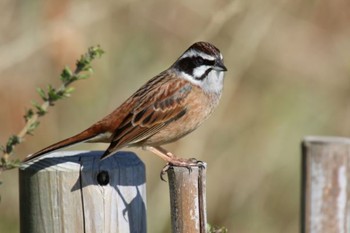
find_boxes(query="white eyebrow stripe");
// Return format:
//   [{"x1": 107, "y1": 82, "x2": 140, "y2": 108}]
[{"x1": 180, "y1": 50, "x2": 216, "y2": 61}]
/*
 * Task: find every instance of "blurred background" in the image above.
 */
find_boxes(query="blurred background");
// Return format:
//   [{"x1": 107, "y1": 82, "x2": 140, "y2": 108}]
[{"x1": 1, "y1": 0, "x2": 350, "y2": 232}]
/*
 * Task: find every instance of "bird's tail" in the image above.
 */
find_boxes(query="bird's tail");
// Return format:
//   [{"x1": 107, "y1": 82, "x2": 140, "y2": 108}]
[{"x1": 23, "y1": 128, "x2": 101, "y2": 162}]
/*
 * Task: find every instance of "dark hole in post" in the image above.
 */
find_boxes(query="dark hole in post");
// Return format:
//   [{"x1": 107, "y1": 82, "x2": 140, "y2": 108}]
[{"x1": 97, "y1": 170, "x2": 109, "y2": 185}]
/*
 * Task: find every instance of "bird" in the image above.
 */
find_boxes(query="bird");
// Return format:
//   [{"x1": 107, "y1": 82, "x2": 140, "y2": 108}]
[{"x1": 23, "y1": 41, "x2": 227, "y2": 170}]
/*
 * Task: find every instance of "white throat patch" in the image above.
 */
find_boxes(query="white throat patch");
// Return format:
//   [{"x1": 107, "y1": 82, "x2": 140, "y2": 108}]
[{"x1": 180, "y1": 69, "x2": 224, "y2": 94}]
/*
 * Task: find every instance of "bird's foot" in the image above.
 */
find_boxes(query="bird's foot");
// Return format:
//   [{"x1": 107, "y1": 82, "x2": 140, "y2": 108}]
[{"x1": 160, "y1": 158, "x2": 205, "y2": 181}]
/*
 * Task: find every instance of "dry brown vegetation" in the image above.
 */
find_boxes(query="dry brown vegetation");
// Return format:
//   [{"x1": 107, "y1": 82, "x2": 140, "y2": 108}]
[{"x1": 1, "y1": 0, "x2": 350, "y2": 232}]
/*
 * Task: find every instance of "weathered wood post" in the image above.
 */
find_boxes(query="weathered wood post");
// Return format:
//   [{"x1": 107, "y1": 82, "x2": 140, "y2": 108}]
[
  {"x1": 167, "y1": 163, "x2": 207, "y2": 233},
  {"x1": 19, "y1": 151, "x2": 146, "y2": 233},
  {"x1": 301, "y1": 136, "x2": 350, "y2": 233}
]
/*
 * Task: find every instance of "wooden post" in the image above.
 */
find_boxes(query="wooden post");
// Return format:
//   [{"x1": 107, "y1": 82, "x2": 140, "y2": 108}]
[
  {"x1": 167, "y1": 163, "x2": 207, "y2": 233},
  {"x1": 19, "y1": 151, "x2": 146, "y2": 233},
  {"x1": 301, "y1": 136, "x2": 350, "y2": 233}
]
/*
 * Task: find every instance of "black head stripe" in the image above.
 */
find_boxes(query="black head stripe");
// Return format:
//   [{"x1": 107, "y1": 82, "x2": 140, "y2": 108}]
[
  {"x1": 175, "y1": 56, "x2": 215, "y2": 76},
  {"x1": 176, "y1": 57, "x2": 193, "y2": 75},
  {"x1": 194, "y1": 56, "x2": 215, "y2": 66},
  {"x1": 195, "y1": 68, "x2": 213, "y2": 81}
]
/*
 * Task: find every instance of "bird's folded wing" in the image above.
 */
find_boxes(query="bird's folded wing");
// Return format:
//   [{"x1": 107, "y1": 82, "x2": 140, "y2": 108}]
[{"x1": 100, "y1": 78, "x2": 193, "y2": 158}]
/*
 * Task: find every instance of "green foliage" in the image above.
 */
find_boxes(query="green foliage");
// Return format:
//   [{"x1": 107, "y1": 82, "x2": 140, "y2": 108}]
[
  {"x1": 0, "y1": 45, "x2": 104, "y2": 171},
  {"x1": 31, "y1": 101, "x2": 47, "y2": 116},
  {"x1": 23, "y1": 109, "x2": 34, "y2": 122},
  {"x1": 2, "y1": 135, "x2": 20, "y2": 155},
  {"x1": 60, "y1": 66, "x2": 73, "y2": 83},
  {"x1": 0, "y1": 158, "x2": 20, "y2": 170},
  {"x1": 26, "y1": 121, "x2": 40, "y2": 135},
  {"x1": 207, "y1": 224, "x2": 228, "y2": 233},
  {"x1": 36, "y1": 87, "x2": 47, "y2": 100}
]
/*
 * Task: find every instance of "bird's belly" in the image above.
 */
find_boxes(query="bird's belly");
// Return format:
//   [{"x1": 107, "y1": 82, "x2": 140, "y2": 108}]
[{"x1": 143, "y1": 116, "x2": 200, "y2": 145}]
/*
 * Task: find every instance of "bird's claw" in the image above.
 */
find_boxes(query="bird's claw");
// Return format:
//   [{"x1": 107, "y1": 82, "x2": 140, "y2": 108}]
[
  {"x1": 160, "y1": 163, "x2": 171, "y2": 181},
  {"x1": 159, "y1": 158, "x2": 206, "y2": 181},
  {"x1": 191, "y1": 158, "x2": 205, "y2": 169}
]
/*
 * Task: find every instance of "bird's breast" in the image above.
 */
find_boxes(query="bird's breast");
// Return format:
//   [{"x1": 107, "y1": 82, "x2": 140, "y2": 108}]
[{"x1": 141, "y1": 85, "x2": 221, "y2": 146}]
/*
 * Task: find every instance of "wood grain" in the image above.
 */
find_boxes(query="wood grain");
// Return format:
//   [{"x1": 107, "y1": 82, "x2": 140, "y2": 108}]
[
  {"x1": 301, "y1": 136, "x2": 350, "y2": 233},
  {"x1": 167, "y1": 163, "x2": 207, "y2": 233},
  {"x1": 19, "y1": 151, "x2": 146, "y2": 233}
]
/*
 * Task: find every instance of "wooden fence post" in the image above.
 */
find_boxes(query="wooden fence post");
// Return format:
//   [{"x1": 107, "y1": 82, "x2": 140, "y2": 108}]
[
  {"x1": 167, "y1": 163, "x2": 207, "y2": 233},
  {"x1": 301, "y1": 136, "x2": 350, "y2": 233},
  {"x1": 19, "y1": 150, "x2": 146, "y2": 233}
]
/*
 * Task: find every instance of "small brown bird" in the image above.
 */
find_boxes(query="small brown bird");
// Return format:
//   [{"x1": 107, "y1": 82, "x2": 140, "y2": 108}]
[{"x1": 24, "y1": 42, "x2": 227, "y2": 168}]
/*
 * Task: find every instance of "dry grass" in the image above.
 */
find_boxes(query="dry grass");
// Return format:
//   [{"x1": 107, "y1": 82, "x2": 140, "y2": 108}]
[{"x1": 1, "y1": 0, "x2": 350, "y2": 232}]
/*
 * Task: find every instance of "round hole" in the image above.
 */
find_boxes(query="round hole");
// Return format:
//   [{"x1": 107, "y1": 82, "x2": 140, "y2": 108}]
[{"x1": 97, "y1": 170, "x2": 109, "y2": 185}]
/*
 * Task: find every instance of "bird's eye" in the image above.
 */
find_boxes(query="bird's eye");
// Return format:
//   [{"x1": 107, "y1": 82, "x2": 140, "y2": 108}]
[{"x1": 196, "y1": 57, "x2": 204, "y2": 65}]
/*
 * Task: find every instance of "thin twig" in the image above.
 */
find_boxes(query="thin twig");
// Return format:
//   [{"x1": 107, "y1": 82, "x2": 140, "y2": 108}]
[{"x1": 0, "y1": 46, "x2": 104, "y2": 171}]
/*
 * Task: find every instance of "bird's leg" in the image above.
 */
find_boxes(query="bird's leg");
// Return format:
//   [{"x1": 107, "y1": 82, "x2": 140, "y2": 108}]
[
  {"x1": 143, "y1": 145, "x2": 203, "y2": 180},
  {"x1": 142, "y1": 145, "x2": 175, "y2": 162},
  {"x1": 143, "y1": 145, "x2": 199, "y2": 165}
]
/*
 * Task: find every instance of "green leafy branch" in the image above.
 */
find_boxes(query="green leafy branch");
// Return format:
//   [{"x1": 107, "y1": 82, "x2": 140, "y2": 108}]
[
  {"x1": 207, "y1": 224, "x2": 228, "y2": 233},
  {"x1": 0, "y1": 45, "x2": 104, "y2": 171}
]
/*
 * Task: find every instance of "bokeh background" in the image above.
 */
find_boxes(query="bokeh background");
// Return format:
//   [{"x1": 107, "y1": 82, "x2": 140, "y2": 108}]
[{"x1": 1, "y1": 0, "x2": 350, "y2": 232}]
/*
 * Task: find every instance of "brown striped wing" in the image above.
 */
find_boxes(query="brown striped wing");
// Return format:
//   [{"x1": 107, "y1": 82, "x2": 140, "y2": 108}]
[{"x1": 100, "y1": 75, "x2": 192, "y2": 159}]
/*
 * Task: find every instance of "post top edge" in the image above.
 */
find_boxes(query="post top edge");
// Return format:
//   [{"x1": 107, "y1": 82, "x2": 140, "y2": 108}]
[
  {"x1": 20, "y1": 150, "x2": 143, "y2": 171},
  {"x1": 303, "y1": 136, "x2": 350, "y2": 145}
]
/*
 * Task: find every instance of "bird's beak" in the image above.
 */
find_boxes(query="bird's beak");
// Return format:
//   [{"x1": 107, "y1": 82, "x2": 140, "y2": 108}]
[{"x1": 213, "y1": 59, "x2": 227, "y2": 72}]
